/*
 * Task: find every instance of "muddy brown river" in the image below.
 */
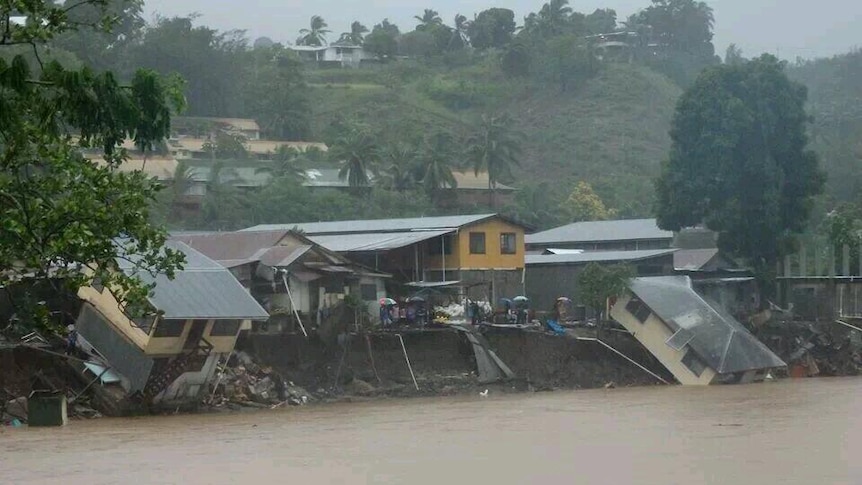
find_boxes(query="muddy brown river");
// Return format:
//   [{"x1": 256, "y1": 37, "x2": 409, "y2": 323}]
[{"x1": 1, "y1": 378, "x2": 860, "y2": 484}]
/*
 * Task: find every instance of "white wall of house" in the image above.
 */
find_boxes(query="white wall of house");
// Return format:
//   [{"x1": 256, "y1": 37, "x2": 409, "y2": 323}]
[{"x1": 610, "y1": 293, "x2": 717, "y2": 385}]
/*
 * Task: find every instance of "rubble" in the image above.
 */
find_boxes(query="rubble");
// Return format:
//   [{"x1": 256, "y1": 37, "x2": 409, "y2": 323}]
[
  {"x1": 757, "y1": 319, "x2": 862, "y2": 377},
  {"x1": 205, "y1": 353, "x2": 314, "y2": 410}
]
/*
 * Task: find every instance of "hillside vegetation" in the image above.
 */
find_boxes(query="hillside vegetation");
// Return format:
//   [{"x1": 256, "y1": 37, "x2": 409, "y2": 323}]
[{"x1": 307, "y1": 61, "x2": 681, "y2": 221}]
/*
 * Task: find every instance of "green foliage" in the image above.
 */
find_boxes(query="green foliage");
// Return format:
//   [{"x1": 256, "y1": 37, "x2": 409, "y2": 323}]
[
  {"x1": 202, "y1": 132, "x2": 249, "y2": 160},
  {"x1": 329, "y1": 125, "x2": 378, "y2": 187},
  {"x1": 297, "y1": 15, "x2": 331, "y2": 46},
  {"x1": 364, "y1": 19, "x2": 400, "y2": 59},
  {"x1": 468, "y1": 8, "x2": 516, "y2": 50},
  {"x1": 655, "y1": 55, "x2": 825, "y2": 296},
  {"x1": 466, "y1": 113, "x2": 523, "y2": 205},
  {"x1": 788, "y1": 50, "x2": 862, "y2": 204},
  {"x1": 561, "y1": 181, "x2": 617, "y2": 222},
  {"x1": 0, "y1": 0, "x2": 186, "y2": 333},
  {"x1": 244, "y1": 47, "x2": 310, "y2": 140},
  {"x1": 578, "y1": 263, "x2": 634, "y2": 319}
]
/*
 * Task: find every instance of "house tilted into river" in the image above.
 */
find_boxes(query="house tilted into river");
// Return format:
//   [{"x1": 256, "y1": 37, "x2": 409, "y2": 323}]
[
  {"x1": 609, "y1": 276, "x2": 785, "y2": 385},
  {"x1": 75, "y1": 241, "x2": 269, "y2": 409}
]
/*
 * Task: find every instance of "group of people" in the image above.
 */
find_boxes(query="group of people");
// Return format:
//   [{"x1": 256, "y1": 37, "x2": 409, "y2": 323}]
[{"x1": 379, "y1": 299, "x2": 428, "y2": 328}]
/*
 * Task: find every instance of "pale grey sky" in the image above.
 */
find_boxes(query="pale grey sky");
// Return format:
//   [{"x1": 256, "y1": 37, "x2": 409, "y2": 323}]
[{"x1": 143, "y1": 0, "x2": 861, "y2": 60}]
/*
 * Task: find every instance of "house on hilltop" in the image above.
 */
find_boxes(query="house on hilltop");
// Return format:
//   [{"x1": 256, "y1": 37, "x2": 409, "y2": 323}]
[{"x1": 289, "y1": 44, "x2": 373, "y2": 68}]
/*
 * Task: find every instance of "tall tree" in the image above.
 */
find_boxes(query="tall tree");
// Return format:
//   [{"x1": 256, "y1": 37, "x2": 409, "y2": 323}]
[
  {"x1": 298, "y1": 15, "x2": 330, "y2": 46},
  {"x1": 255, "y1": 146, "x2": 309, "y2": 182},
  {"x1": 0, "y1": 0, "x2": 185, "y2": 334},
  {"x1": 52, "y1": 0, "x2": 145, "y2": 72},
  {"x1": 128, "y1": 16, "x2": 246, "y2": 116},
  {"x1": 578, "y1": 263, "x2": 634, "y2": 320},
  {"x1": 376, "y1": 144, "x2": 418, "y2": 192},
  {"x1": 524, "y1": 0, "x2": 573, "y2": 38},
  {"x1": 418, "y1": 133, "x2": 458, "y2": 199},
  {"x1": 466, "y1": 114, "x2": 523, "y2": 207},
  {"x1": 339, "y1": 21, "x2": 368, "y2": 45},
  {"x1": 331, "y1": 127, "x2": 378, "y2": 187},
  {"x1": 468, "y1": 8, "x2": 516, "y2": 50},
  {"x1": 448, "y1": 14, "x2": 470, "y2": 50},
  {"x1": 244, "y1": 47, "x2": 310, "y2": 140},
  {"x1": 561, "y1": 181, "x2": 617, "y2": 222},
  {"x1": 655, "y1": 55, "x2": 824, "y2": 298},
  {"x1": 364, "y1": 19, "x2": 400, "y2": 59},
  {"x1": 414, "y1": 9, "x2": 443, "y2": 31}
]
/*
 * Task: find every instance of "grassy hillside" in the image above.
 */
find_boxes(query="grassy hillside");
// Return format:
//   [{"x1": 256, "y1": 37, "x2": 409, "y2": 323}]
[
  {"x1": 305, "y1": 62, "x2": 682, "y2": 219},
  {"x1": 788, "y1": 51, "x2": 862, "y2": 205}
]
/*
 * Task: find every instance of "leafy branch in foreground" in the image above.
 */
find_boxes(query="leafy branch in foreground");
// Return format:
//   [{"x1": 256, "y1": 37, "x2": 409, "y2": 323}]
[{"x1": 0, "y1": 0, "x2": 186, "y2": 335}]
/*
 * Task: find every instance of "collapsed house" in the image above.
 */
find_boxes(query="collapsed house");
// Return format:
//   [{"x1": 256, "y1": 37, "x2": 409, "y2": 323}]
[
  {"x1": 75, "y1": 241, "x2": 269, "y2": 409},
  {"x1": 609, "y1": 276, "x2": 785, "y2": 385},
  {"x1": 172, "y1": 230, "x2": 389, "y2": 334}
]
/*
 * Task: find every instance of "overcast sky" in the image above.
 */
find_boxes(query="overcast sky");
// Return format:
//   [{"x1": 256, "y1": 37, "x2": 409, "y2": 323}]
[{"x1": 142, "y1": 0, "x2": 861, "y2": 60}]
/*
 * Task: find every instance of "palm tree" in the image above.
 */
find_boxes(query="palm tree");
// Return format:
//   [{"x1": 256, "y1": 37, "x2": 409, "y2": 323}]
[
  {"x1": 417, "y1": 133, "x2": 457, "y2": 200},
  {"x1": 339, "y1": 21, "x2": 368, "y2": 45},
  {"x1": 448, "y1": 14, "x2": 470, "y2": 49},
  {"x1": 331, "y1": 128, "x2": 377, "y2": 188},
  {"x1": 255, "y1": 146, "x2": 308, "y2": 182},
  {"x1": 376, "y1": 144, "x2": 418, "y2": 192},
  {"x1": 298, "y1": 15, "x2": 330, "y2": 46},
  {"x1": 466, "y1": 113, "x2": 523, "y2": 208},
  {"x1": 528, "y1": 0, "x2": 572, "y2": 37},
  {"x1": 414, "y1": 9, "x2": 443, "y2": 31}
]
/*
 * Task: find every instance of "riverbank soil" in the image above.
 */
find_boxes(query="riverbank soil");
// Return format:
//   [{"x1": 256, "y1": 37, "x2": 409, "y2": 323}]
[{"x1": 241, "y1": 327, "x2": 673, "y2": 403}]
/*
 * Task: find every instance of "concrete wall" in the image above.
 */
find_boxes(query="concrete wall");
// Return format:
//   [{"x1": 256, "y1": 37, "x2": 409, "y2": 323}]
[
  {"x1": 158, "y1": 352, "x2": 223, "y2": 404},
  {"x1": 609, "y1": 292, "x2": 717, "y2": 385}
]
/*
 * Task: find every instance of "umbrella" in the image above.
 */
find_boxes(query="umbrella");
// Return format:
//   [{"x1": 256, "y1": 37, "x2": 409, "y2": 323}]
[
  {"x1": 498, "y1": 298, "x2": 512, "y2": 305},
  {"x1": 513, "y1": 296, "x2": 529, "y2": 303},
  {"x1": 407, "y1": 296, "x2": 426, "y2": 303},
  {"x1": 556, "y1": 297, "x2": 572, "y2": 302},
  {"x1": 379, "y1": 297, "x2": 396, "y2": 306}
]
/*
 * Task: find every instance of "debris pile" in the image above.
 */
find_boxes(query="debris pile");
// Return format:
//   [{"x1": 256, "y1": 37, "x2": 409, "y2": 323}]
[
  {"x1": 205, "y1": 352, "x2": 313, "y2": 410},
  {"x1": 758, "y1": 319, "x2": 862, "y2": 377}
]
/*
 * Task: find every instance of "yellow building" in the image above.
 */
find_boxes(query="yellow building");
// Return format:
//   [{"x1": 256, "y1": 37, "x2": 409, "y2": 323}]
[
  {"x1": 609, "y1": 276, "x2": 785, "y2": 385},
  {"x1": 243, "y1": 214, "x2": 529, "y2": 300},
  {"x1": 76, "y1": 241, "x2": 268, "y2": 407}
]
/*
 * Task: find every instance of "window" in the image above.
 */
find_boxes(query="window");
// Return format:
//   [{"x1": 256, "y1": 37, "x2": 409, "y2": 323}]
[
  {"x1": 428, "y1": 235, "x2": 453, "y2": 255},
  {"x1": 210, "y1": 320, "x2": 240, "y2": 337},
  {"x1": 360, "y1": 284, "x2": 378, "y2": 301},
  {"x1": 625, "y1": 298, "x2": 651, "y2": 323},
  {"x1": 469, "y1": 232, "x2": 486, "y2": 254},
  {"x1": 681, "y1": 350, "x2": 707, "y2": 377},
  {"x1": 153, "y1": 319, "x2": 185, "y2": 338},
  {"x1": 500, "y1": 233, "x2": 517, "y2": 254}
]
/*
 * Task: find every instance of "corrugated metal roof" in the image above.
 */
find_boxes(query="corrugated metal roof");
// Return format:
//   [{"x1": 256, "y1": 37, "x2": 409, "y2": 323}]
[
  {"x1": 121, "y1": 241, "x2": 269, "y2": 320},
  {"x1": 258, "y1": 245, "x2": 312, "y2": 268},
  {"x1": 172, "y1": 231, "x2": 290, "y2": 264},
  {"x1": 526, "y1": 219, "x2": 674, "y2": 245},
  {"x1": 526, "y1": 249, "x2": 677, "y2": 265},
  {"x1": 673, "y1": 248, "x2": 720, "y2": 271},
  {"x1": 629, "y1": 276, "x2": 785, "y2": 374},
  {"x1": 243, "y1": 214, "x2": 497, "y2": 235},
  {"x1": 309, "y1": 230, "x2": 452, "y2": 252}
]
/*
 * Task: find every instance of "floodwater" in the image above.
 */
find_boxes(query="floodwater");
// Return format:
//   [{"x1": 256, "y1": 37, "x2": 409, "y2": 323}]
[{"x1": 2, "y1": 378, "x2": 860, "y2": 485}]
